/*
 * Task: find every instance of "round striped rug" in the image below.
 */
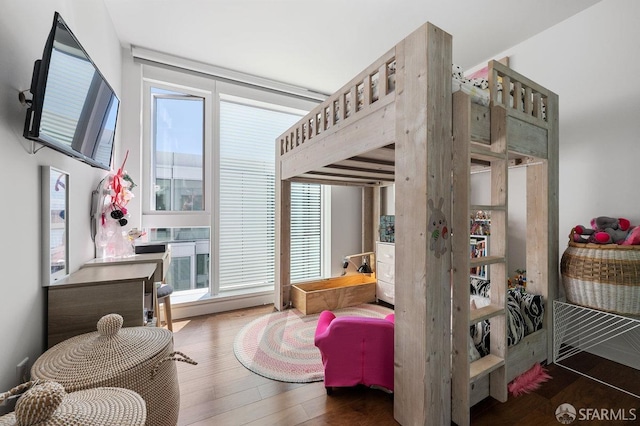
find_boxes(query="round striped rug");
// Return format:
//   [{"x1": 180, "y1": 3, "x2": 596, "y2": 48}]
[{"x1": 233, "y1": 303, "x2": 393, "y2": 383}]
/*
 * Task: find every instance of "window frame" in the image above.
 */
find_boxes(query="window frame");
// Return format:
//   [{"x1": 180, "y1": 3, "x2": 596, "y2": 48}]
[
  {"x1": 141, "y1": 63, "x2": 326, "y2": 299},
  {"x1": 141, "y1": 65, "x2": 214, "y2": 229}
]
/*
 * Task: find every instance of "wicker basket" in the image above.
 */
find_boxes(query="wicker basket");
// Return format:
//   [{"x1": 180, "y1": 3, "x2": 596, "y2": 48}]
[
  {"x1": 30, "y1": 314, "x2": 196, "y2": 426},
  {"x1": 561, "y1": 234, "x2": 640, "y2": 315},
  {"x1": 0, "y1": 380, "x2": 146, "y2": 425}
]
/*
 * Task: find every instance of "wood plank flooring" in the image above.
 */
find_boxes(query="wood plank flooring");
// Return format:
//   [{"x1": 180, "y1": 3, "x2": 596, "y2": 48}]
[{"x1": 172, "y1": 304, "x2": 639, "y2": 425}]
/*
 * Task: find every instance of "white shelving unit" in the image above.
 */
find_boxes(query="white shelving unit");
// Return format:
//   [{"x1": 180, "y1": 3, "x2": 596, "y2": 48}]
[
  {"x1": 554, "y1": 300, "x2": 640, "y2": 398},
  {"x1": 470, "y1": 235, "x2": 489, "y2": 280},
  {"x1": 375, "y1": 241, "x2": 395, "y2": 305}
]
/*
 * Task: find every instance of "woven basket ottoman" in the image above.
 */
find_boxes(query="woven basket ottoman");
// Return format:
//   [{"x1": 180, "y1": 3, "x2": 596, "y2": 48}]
[
  {"x1": 561, "y1": 238, "x2": 640, "y2": 315},
  {"x1": 31, "y1": 314, "x2": 196, "y2": 426},
  {"x1": 0, "y1": 380, "x2": 146, "y2": 425}
]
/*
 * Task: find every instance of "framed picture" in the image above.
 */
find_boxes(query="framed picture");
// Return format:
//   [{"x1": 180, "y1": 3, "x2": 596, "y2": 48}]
[
  {"x1": 379, "y1": 215, "x2": 395, "y2": 243},
  {"x1": 42, "y1": 166, "x2": 69, "y2": 285}
]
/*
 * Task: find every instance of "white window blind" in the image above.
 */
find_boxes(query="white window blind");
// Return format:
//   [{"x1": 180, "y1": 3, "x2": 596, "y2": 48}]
[
  {"x1": 290, "y1": 183, "x2": 322, "y2": 281},
  {"x1": 219, "y1": 100, "x2": 322, "y2": 290}
]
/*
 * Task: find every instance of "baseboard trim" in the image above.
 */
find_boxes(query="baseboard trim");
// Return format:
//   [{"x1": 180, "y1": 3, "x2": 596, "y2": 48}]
[{"x1": 171, "y1": 291, "x2": 274, "y2": 319}]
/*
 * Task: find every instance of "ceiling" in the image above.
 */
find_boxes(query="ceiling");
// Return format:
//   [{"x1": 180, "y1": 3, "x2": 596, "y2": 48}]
[{"x1": 103, "y1": 0, "x2": 601, "y2": 95}]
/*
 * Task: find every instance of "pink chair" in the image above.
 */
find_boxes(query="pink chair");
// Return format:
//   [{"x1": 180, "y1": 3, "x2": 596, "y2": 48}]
[{"x1": 314, "y1": 310, "x2": 395, "y2": 394}]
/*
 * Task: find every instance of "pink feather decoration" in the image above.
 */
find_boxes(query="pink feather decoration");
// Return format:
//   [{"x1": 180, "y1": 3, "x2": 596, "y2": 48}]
[{"x1": 508, "y1": 363, "x2": 551, "y2": 397}]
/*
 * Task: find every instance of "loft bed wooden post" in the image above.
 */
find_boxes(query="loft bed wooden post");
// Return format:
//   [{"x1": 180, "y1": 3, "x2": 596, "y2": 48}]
[
  {"x1": 451, "y1": 91, "x2": 473, "y2": 425},
  {"x1": 275, "y1": 169, "x2": 291, "y2": 311},
  {"x1": 362, "y1": 186, "x2": 380, "y2": 253},
  {"x1": 394, "y1": 22, "x2": 452, "y2": 426},
  {"x1": 526, "y1": 92, "x2": 559, "y2": 360},
  {"x1": 547, "y1": 92, "x2": 559, "y2": 361},
  {"x1": 487, "y1": 104, "x2": 509, "y2": 404}
]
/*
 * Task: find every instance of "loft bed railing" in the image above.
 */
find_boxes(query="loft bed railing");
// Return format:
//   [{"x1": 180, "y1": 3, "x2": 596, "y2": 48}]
[
  {"x1": 278, "y1": 58, "x2": 552, "y2": 166},
  {"x1": 464, "y1": 60, "x2": 553, "y2": 159},
  {"x1": 488, "y1": 60, "x2": 550, "y2": 129},
  {"x1": 277, "y1": 48, "x2": 396, "y2": 158}
]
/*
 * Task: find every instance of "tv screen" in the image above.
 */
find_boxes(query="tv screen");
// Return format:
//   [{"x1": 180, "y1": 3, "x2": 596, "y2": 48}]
[{"x1": 24, "y1": 12, "x2": 119, "y2": 170}]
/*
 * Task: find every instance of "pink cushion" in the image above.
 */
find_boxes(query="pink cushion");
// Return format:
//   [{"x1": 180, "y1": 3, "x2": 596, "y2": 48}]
[{"x1": 314, "y1": 310, "x2": 394, "y2": 391}]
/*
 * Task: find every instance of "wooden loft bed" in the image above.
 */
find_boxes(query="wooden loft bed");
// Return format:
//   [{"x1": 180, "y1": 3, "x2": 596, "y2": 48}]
[{"x1": 274, "y1": 22, "x2": 558, "y2": 426}]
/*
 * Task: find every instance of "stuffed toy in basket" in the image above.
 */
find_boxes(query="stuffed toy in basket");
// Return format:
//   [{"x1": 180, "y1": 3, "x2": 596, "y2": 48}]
[{"x1": 561, "y1": 228, "x2": 640, "y2": 315}]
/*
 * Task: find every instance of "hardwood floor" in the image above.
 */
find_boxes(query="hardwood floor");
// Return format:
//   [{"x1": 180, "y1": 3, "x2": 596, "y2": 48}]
[{"x1": 172, "y1": 304, "x2": 639, "y2": 425}]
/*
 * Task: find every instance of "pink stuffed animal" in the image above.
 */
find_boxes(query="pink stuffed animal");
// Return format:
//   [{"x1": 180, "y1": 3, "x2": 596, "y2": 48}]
[
  {"x1": 572, "y1": 216, "x2": 637, "y2": 245},
  {"x1": 591, "y1": 216, "x2": 631, "y2": 232},
  {"x1": 622, "y1": 227, "x2": 640, "y2": 245},
  {"x1": 572, "y1": 224, "x2": 594, "y2": 243}
]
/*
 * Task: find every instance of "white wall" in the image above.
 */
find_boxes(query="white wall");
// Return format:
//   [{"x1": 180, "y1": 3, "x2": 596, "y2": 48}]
[
  {"x1": 494, "y1": 0, "x2": 640, "y2": 253},
  {"x1": 0, "y1": 0, "x2": 122, "y2": 401},
  {"x1": 329, "y1": 186, "x2": 364, "y2": 276}
]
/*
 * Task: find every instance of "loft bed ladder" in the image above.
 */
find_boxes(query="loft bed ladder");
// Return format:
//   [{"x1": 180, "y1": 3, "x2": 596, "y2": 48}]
[{"x1": 451, "y1": 91, "x2": 510, "y2": 425}]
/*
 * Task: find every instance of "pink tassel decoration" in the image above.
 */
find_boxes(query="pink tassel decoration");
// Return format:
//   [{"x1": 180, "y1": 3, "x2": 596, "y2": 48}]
[{"x1": 508, "y1": 363, "x2": 551, "y2": 397}]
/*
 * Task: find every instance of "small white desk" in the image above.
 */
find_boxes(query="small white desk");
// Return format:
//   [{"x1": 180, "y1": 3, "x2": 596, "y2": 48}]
[
  {"x1": 47, "y1": 263, "x2": 157, "y2": 348},
  {"x1": 83, "y1": 250, "x2": 171, "y2": 284},
  {"x1": 83, "y1": 250, "x2": 172, "y2": 328}
]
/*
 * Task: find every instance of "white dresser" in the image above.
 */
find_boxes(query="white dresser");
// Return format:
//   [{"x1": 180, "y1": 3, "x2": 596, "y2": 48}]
[{"x1": 375, "y1": 242, "x2": 395, "y2": 305}]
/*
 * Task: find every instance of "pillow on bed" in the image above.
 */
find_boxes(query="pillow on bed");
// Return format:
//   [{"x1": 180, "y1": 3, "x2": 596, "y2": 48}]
[
  {"x1": 506, "y1": 293, "x2": 526, "y2": 346},
  {"x1": 466, "y1": 65, "x2": 488, "y2": 80},
  {"x1": 471, "y1": 320, "x2": 490, "y2": 357},
  {"x1": 469, "y1": 320, "x2": 485, "y2": 357},
  {"x1": 452, "y1": 64, "x2": 465, "y2": 81},
  {"x1": 470, "y1": 277, "x2": 491, "y2": 298},
  {"x1": 470, "y1": 294, "x2": 490, "y2": 310},
  {"x1": 470, "y1": 299, "x2": 491, "y2": 357},
  {"x1": 509, "y1": 288, "x2": 544, "y2": 335},
  {"x1": 469, "y1": 335, "x2": 481, "y2": 362},
  {"x1": 465, "y1": 65, "x2": 490, "y2": 89},
  {"x1": 470, "y1": 292, "x2": 526, "y2": 354}
]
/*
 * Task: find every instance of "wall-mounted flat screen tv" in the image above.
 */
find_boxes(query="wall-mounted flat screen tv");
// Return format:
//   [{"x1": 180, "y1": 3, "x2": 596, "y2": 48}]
[{"x1": 23, "y1": 12, "x2": 119, "y2": 170}]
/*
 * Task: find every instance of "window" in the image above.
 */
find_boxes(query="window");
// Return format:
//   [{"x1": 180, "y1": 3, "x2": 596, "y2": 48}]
[
  {"x1": 141, "y1": 65, "x2": 323, "y2": 300},
  {"x1": 152, "y1": 88, "x2": 205, "y2": 212},
  {"x1": 218, "y1": 99, "x2": 278, "y2": 291},
  {"x1": 290, "y1": 183, "x2": 322, "y2": 281},
  {"x1": 146, "y1": 227, "x2": 210, "y2": 292},
  {"x1": 218, "y1": 98, "x2": 322, "y2": 291}
]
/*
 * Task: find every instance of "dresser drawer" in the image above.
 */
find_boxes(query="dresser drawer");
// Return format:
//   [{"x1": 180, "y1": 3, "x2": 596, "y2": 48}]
[
  {"x1": 376, "y1": 261, "x2": 395, "y2": 284},
  {"x1": 376, "y1": 279, "x2": 395, "y2": 305},
  {"x1": 376, "y1": 242, "x2": 394, "y2": 305},
  {"x1": 376, "y1": 242, "x2": 395, "y2": 263}
]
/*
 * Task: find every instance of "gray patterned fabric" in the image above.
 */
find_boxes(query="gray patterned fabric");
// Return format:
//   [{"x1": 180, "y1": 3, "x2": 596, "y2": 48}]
[
  {"x1": 469, "y1": 278, "x2": 544, "y2": 356},
  {"x1": 470, "y1": 319, "x2": 490, "y2": 357},
  {"x1": 510, "y1": 288, "x2": 545, "y2": 334},
  {"x1": 470, "y1": 277, "x2": 491, "y2": 298},
  {"x1": 506, "y1": 293, "x2": 526, "y2": 346}
]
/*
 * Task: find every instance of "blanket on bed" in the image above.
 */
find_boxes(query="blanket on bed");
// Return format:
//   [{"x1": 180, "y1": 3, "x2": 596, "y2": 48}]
[{"x1": 470, "y1": 277, "x2": 544, "y2": 358}]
